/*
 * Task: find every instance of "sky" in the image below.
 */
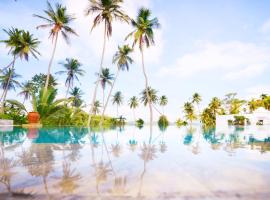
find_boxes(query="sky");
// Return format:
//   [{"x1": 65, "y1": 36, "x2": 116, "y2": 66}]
[{"x1": 0, "y1": 0, "x2": 270, "y2": 122}]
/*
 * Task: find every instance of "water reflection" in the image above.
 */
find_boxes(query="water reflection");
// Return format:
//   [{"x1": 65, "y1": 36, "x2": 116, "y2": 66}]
[{"x1": 0, "y1": 125, "x2": 269, "y2": 199}]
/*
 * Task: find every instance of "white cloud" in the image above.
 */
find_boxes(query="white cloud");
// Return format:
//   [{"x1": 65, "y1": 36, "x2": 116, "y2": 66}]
[
  {"x1": 157, "y1": 41, "x2": 270, "y2": 80},
  {"x1": 245, "y1": 84, "x2": 270, "y2": 99}
]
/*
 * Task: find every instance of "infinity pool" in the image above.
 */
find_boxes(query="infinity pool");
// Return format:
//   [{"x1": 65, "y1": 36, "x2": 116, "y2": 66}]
[{"x1": 0, "y1": 125, "x2": 270, "y2": 200}]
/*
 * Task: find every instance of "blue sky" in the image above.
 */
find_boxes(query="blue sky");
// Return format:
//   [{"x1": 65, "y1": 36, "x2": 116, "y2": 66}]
[{"x1": 1, "y1": 0, "x2": 270, "y2": 121}]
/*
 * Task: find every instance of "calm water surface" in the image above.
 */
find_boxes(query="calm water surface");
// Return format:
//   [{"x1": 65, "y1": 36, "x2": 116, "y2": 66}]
[{"x1": 0, "y1": 125, "x2": 270, "y2": 200}]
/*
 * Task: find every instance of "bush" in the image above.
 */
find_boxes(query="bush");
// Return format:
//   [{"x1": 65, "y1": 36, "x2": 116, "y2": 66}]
[
  {"x1": 0, "y1": 113, "x2": 27, "y2": 125},
  {"x1": 136, "y1": 118, "x2": 144, "y2": 128},
  {"x1": 233, "y1": 116, "x2": 246, "y2": 126},
  {"x1": 158, "y1": 115, "x2": 169, "y2": 127},
  {"x1": 176, "y1": 118, "x2": 188, "y2": 127}
]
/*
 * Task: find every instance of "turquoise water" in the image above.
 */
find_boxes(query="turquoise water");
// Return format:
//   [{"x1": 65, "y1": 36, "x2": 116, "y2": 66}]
[{"x1": 0, "y1": 125, "x2": 270, "y2": 199}]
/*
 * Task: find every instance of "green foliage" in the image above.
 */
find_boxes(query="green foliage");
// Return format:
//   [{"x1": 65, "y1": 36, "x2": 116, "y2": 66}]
[
  {"x1": 136, "y1": 118, "x2": 144, "y2": 128},
  {"x1": 176, "y1": 118, "x2": 188, "y2": 127},
  {"x1": 30, "y1": 73, "x2": 57, "y2": 94},
  {"x1": 158, "y1": 115, "x2": 169, "y2": 127},
  {"x1": 1, "y1": 100, "x2": 27, "y2": 125},
  {"x1": 233, "y1": 116, "x2": 246, "y2": 126}
]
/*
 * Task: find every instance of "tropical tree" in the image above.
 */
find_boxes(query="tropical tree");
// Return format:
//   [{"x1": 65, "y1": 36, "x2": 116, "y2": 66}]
[
  {"x1": 85, "y1": 0, "x2": 129, "y2": 121},
  {"x1": 248, "y1": 99, "x2": 258, "y2": 112},
  {"x1": 126, "y1": 8, "x2": 160, "y2": 132},
  {"x1": 92, "y1": 100, "x2": 101, "y2": 115},
  {"x1": 183, "y1": 102, "x2": 197, "y2": 125},
  {"x1": 30, "y1": 73, "x2": 58, "y2": 94},
  {"x1": 192, "y1": 93, "x2": 201, "y2": 115},
  {"x1": 209, "y1": 97, "x2": 222, "y2": 116},
  {"x1": 112, "y1": 91, "x2": 123, "y2": 117},
  {"x1": 34, "y1": 1, "x2": 77, "y2": 91},
  {"x1": 57, "y1": 58, "x2": 85, "y2": 98},
  {"x1": 128, "y1": 96, "x2": 139, "y2": 122},
  {"x1": 101, "y1": 45, "x2": 133, "y2": 119},
  {"x1": 96, "y1": 68, "x2": 114, "y2": 107},
  {"x1": 18, "y1": 81, "x2": 33, "y2": 104},
  {"x1": 140, "y1": 87, "x2": 158, "y2": 106},
  {"x1": 0, "y1": 69, "x2": 21, "y2": 104},
  {"x1": 69, "y1": 87, "x2": 84, "y2": 108},
  {"x1": 159, "y1": 95, "x2": 168, "y2": 115}
]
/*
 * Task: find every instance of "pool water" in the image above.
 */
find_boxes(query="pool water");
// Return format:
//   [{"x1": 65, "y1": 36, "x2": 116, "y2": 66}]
[{"x1": 0, "y1": 125, "x2": 270, "y2": 200}]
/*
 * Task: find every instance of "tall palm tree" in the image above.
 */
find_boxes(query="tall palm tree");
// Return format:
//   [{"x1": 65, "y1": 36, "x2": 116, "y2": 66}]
[
  {"x1": 0, "y1": 69, "x2": 21, "y2": 104},
  {"x1": 97, "y1": 68, "x2": 114, "y2": 107},
  {"x1": 57, "y1": 58, "x2": 85, "y2": 98},
  {"x1": 85, "y1": 0, "x2": 129, "y2": 124},
  {"x1": 112, "y1": 91, "x2": 123, "y2": 117},
  {"x1": 126, "y1": 8, "x2": 160, "y2": 132},
  {"x1": 101, "y1": 45, "x2": 133, "y2": 119},
  {"x1": 183, "y1": 102, "x2": 197, "y2": 125},
  {"x1": 159, "y1": 95, "x2": 168, "y2": 115},
  {"x1": 69, "y1": 87, "x2": 84, "y2": 108},
  {"x1": 140, "y1": 87, "x2": 158, "y2": 106},
  {"x1": 1, "y1": 28, "x2": 40, "y2": 103},
  {"x1": 18, "y1": 81, "x2": 33, "y2": 104},
  {"x1": 129, "y1": 96, "x2": 139, "y2": 122},
  {"x1": 192, "y1": 93, "x2": 202, "y2": 116},
  {"x1": 34, "y1": 1, "x2": 78, "y2": 91}
]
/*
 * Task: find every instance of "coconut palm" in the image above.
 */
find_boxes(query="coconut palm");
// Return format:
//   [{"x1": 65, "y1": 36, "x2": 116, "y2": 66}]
[
  {"x1": 209, "y1": 97, "x2": 222, "y2": 116},
  {"x1": 0, "y1": 69, "x2": 21, "y2": 104},
  {"x1": 192, "y1": 93, "x2": 201, "y2": 114},
  {"x1": 92, "y1": 100, "x2": 101, "y2": 115},
  {"x1": 126, "y1": 8, "x2": 160, "y2": 132},
  {"x1": 57, "y1": 58, "x2": 85, "y2": 98},
  {"x1": 112, "y1": 91, "x2": 123, "y2": 117},
  {"x1": 69, "y1": 87, "x2": 84, "y2": 108},
  {"x1": 159, "y1": 95, "x2": 168, "y2": 115},
  {"x1": 183, "y1": 102, "x2": 197, "y2": 125},
  {"x1": 1, "y1": 28, "x2": 40, "y2": 103},
  {"x1": 85, "y1": 0, "x2": 129, "y2": 123},
  {"x1": 34, "y1": 1, "x2": 77, "y2": 91},
  {"x1": 140, "y1": 87, "x2": 158, "y2": 106},
  {"x1": 129, "y1": 96, "x2": 139, "y2": 122},
  {"x1": 18, "y1": 81, "x2": 33, "y2": 104},
  {"x1": 101, "y1": 45, "x2": 133, "y2": 119},
  {"x1": 96, "y1": 68, "x2": 114, "y2": 107}
]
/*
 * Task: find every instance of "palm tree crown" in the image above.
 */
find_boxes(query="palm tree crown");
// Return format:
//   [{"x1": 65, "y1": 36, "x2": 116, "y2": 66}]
[
  {"x1": 92, "y1": 100, "x2": 101, "y2": 115},
  {"x1": 97, "y1": 68, "x2": 114, "y2": 90},
  {"x1": 85, "y1": 0, "x2": 129, "y2": 37},
  {"x1": 126, "y1": 8, "x2": 160, "y2": 50},
  {"x1": 0, "y1": 69, "x2": 21, "y2": 91},
  {"x1": 159, "y1": 95, "x2": 168, "y2": 106},
  {"x1": 57, "y1": 58, "x2": 85, "y2": 88},
  {"x1": 69, "y1": 87, "x2": 84, "y2": 107},
  {"x1": 192, "y1": 93, "x2": 201, "y2": 104},
  {"x1": 113, "y1": 45, "x2": 133, "y2": 71},
  {"x1": 34, "y1": 1, "x2": 77, "y2": 43},
  {"x1": 140, "y1": 87, "x2": 158, "y2": 106},
  {"x1": 129, "y1": 96, "x2": 139, "y2": 109},
  {"x1": 112, "y1": 91, "x2": 123, "y2": 106},
  {"x1": 18, "y1": 81, "x2": 33, "y2": 103}
]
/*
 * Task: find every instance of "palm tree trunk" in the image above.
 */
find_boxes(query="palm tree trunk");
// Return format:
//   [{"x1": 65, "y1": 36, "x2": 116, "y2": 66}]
[
  {"x1": 101, "y1": 68, "x2": 120, "y2": 122},
  {"x1": 117, "y1": 105, "x2": 119, "y2": 118},
  {"x1": 133, "y1": 108, "x2": 136, "y2": 123},
  {"x1": 140, "y1": 49, "x2": 153, "y2": 143},
  {"x1": 45, "y1": 32, "x2": 59, "y2": 91},
  {"x1": 65, "y1": 83, "x2": 71, "y2": 99},
  {"x1": 88, "y1": 24, "x2": 107, "y2": 126}
]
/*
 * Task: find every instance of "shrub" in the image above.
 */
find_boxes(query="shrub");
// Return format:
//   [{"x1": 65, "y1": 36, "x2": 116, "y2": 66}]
[
  {"x1": 176, "y1": 118, "x2": 188, "y2": 127},
  {"x1": 158, "y1": 115, "x2": 169, "y2": 127},
  {"x1": 136, "y1": 118, "x2": 144, "y2": 128}
]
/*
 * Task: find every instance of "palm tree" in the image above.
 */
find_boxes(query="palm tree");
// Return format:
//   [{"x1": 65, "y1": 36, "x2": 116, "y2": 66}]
[
  {"x1": 57, "y1": 58, "x2": 85, "y2": 98},
  {"x1": 129, "y1": 96, "x2": 139, "y2": 122},
  {"x1": 85, "y1": 0, "x2": 129, "y2": 123},
  {"x1": 69, "y1": 87, "x2": 84, "y2": 108},
  {"x1": 34, "y1": 1, "x2": 77, "y2": 91},
  {"x1": 0, "y1": 69, "x2": 21, "y2": 105},
  {"x1": 1, "y1": 28, "x2": 40, "y2": 103},
  {"x1": 192, "y1": 93, "x2": 202, "y2": 117},
  {"x1": 97, "y1": 68, "x2": 114, "y2": 107},
  {"x1": 101, "y1": 45, "x2": 133, "y2": 119},
  {"x1": 183, "y1": 102, "x2": 197, "y2": 125},
  {"x1": 92, "y1": 100, "x2": 101, "y2": 115},
  {"x1": 209, "y1": 97, "x2": 222, "y2": 116},
  {"x1": 18, "y1": 81, "x2": 33, "y2": 104},
  {"x1": 159, "y1": 95, "x2": 168, "y2": 115},
  {"x1": 140, "y1": 87, "x2": 158, "y2": 106},
  {"x1": 112, "y1": 91, "x2": 123, "y2": 117},
  {"x1": 126, "y1": 8, "x2": 160, "y2": 132}
]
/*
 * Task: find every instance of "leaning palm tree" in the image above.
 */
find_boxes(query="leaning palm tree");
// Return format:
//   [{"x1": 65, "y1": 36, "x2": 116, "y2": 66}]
[
  {"x1": 192, "y1": 93, "x2": 202, "y2": 116},
  {"x1": 18, "y1": 81, "x2": 33, "y2": 104},
  {"x1": 159, "y1": 95, "x2": 168, "y2": 115},
  {"x1": 1, "y1": 28, "x2": 40, "y2": 103},
  {"x1": 57, "y1": 58, "x2": 85, "y2": 98},
  {"x1": 112, "y1": 91, "x2": 123, "y2": 117},
  {"x1": 101, "y1": 45, "x2": 133, "y2": 119},
  {"x1": 34, "y1": 1, "x2": 78, "y2": 91},
  {"x1": 126, "y1": 8, "x2": 160, "y2": 132},
  {"x1": 129, "y1": 96, "x2": 139, "y2": 122},
  {"x1": 0, "y1": 69, "x2": 21, "y2": 105},
  {"x1": 85, "y1": 0, "x2": 129, "y2": 124},
  {"x1": 96, "y1": 68, "x2": 114, "y2": 107}
]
